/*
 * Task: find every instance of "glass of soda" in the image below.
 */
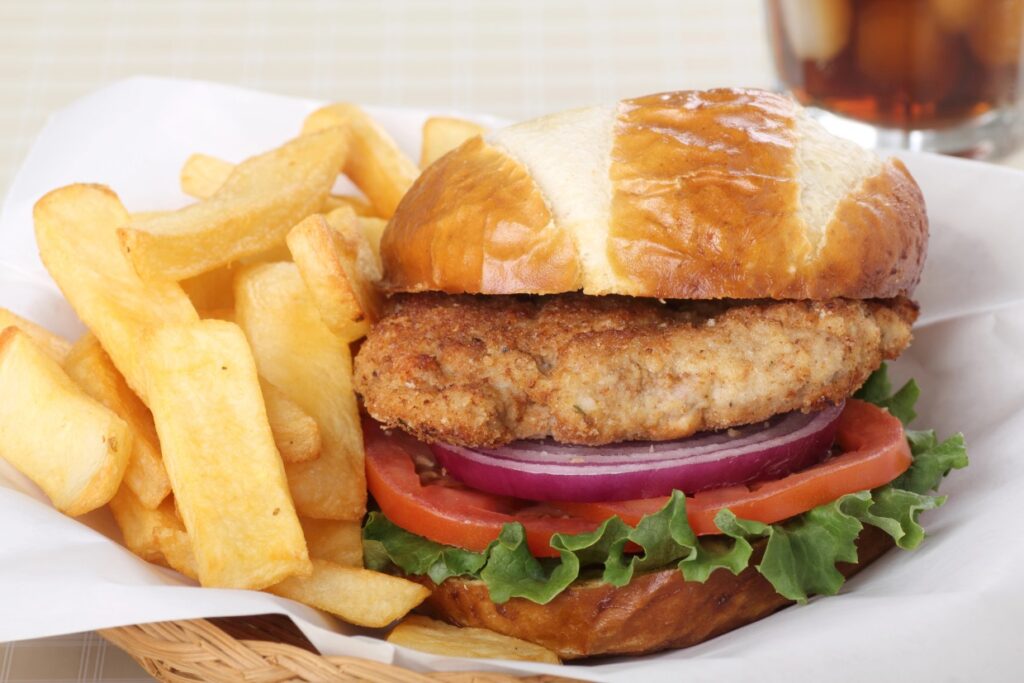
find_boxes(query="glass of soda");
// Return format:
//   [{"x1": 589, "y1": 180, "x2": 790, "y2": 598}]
[{"x1": 767, "y1": 0, "x2": 1024, "y2": 158}]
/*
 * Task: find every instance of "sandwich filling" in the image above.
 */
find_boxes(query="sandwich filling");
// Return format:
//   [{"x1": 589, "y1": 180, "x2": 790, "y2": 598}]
[{"x1": 353, "y1": 294, "x2": 967, "y2": 606}]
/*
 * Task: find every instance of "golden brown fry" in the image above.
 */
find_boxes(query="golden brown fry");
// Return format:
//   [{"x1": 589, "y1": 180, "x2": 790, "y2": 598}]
[
  {"x1": 155, "y1": 526, "x2": 199, "y2": 580},
  {"x1": 64, "y1": 334, "x2": 171, "y2": 509},
  {"x1": 0, "y1": 327, "x2": 132, "y2": 516},
  {"x1": 387, "y1": 615, "x2": 562, "y2": 664},
  {"x1": 129, "y1": 210, "x2": 171, "y2": 222},
  {"x1": 201, "y1": 307, "x2": 235, "y2": 322},
  {"x1": 261, "y1": 377, "x2": 322, "y2": 464},
  {"x1": 181, "y1": 152, "x2": 376, "y2": 217},
  {"x1": 323, "y1": 194, "x2": 378, "y2": 217},
  {"x1": 240, "y1": 242, "x2": 292, "y2": 265},
  {"x1": 120, "y1": 129, "x2": 347, "y2": 282},
  {"x1": 287, "y1": 213, "x2": 375, "y2": 342},
  {"x1": 357, "y1": 217, "x2": 387, "y2": 273},
  {"x1": 234, "y1": 262, "x2": 366, "y2": 520},
  {"x1": 141, "y1": 320, "x2": 310, "y2": 589},
  {"x1": 34, "y1": 184, "x2": 198, "y2": 400},
  {"x1": 268, "y1": 560, "x2": 428, "y2": 628},
  {"x1": 180, "y1": 264, "x2": 237, "y2": 313},
  {"x1": 299, "y1": 518, "x2": 362, "y2": 567},
  {"x1": 302, "y1": 104, "x2": 419, "y2": 218},
  {"x1": 179, "y1": 153, "x2": 233, "y2": 199},
  {"x1": 0, "y1": 307, "x2": 71, "y2": 363},
  {"x1": 420, "y1": 116, "x2": 487, "y2": 168},
  {"x1": 327, "y1": 209, "x2": 384, "y2": 284},
  {"x1": 109, "y1": 487, "x2": 182, "y2": 563}
]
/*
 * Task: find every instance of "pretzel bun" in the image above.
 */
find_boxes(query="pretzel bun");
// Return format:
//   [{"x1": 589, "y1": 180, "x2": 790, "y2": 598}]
[
  {"x1": 412, "y1": 525, "x2": 893, "y2": 660},
  {"x1": 382, "y1": 89, "x2": 927, "y2": 300}
]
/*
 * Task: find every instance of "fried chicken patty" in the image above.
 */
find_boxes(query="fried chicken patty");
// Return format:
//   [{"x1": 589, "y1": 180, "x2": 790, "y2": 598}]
[{"x1": 354, "y1": 294, "x2": 917, "y2": 447}]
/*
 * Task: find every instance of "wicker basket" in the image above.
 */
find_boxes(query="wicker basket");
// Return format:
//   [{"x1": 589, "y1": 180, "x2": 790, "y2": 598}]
[{"x1": 99, "y1": 615, "x2": 579, "y2": 682}]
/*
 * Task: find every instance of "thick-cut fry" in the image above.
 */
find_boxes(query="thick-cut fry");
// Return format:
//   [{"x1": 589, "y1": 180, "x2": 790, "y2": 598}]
[
  {"x1": 268, "y1": 560, "x2": 428, "y2": 627},
  {"x1": 302, "y1": 103, "x2": 419, "y2": 217},
  {"x1": 286, "y1": 213, "x2": 382, "y2": 342},
  {"x1": 109, "y1": 487, "x2": 182, "y2": 562},
  {"x1": 326, "y1": 209, "x2": 384, "y2": 284},
  {"x1": 0, "y1": 328, "x2": 132, "y2": 516},
  {"x1": 64, "y1": 334, "x2": 171, "y2": 509},
  {"x1": 179, "y1": 153, "x2": 234, "y2": 200},
  {"x1": 129, "y1": 210, "x2": 171, "y2": 222},
  {"x1": 261, "y1": 377, "x2": 322, "y2": 464},
  {"x1": 357, "y1": 216, "x2": 387, "y2": 273},
  {"x1": 234, "y1": 262, "x2": 366, "y2": 520},
  {"x1": 34, "y1": 184, "x2": 199, "y2": 400},
  {"x1": 181, "y1": 152, "x2": 376, "y2": 217},
  {"x1": 299, "y1": 518, "x2": 362, "y2": 566},
  {"x1": 323, "y1": 194, "x2": 377, "y2": 217},
  {"x1": 420, "y1": 116, "x2": 487, "y2": 168},
  {"x1": 120, "y1": 129, "x2": 348, "y2": 282},
  {"x1": 181, "y1": 264, "x2": 237, "y2": 313},
  {"x1": 387, "y1": 615, "x2": 562, "y2": 664},
  {"x1": 141, "y1": 320, "x2": 310, "y2": 589},
  {"x1": 201, "y1": 308, "x2": 235, "y2": 322},
  {"x1": 0, "y1": 307, "x2": 71, "y2": 363},
  {"x1": 155, "y1": 526, "x2": 199, "y2": 580}
]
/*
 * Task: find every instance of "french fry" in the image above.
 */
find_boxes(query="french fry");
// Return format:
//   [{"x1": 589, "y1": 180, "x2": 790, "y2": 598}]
[
  {"x1": 0, "y1": 327, "x2": 132, "y2": 515},
  {"x1": 140, "y1": 320, "x2": 311, "y2": 589},
  {"x1": 387, "y1": 616, "x2": 561, "y2": 664},
  {"x1": 109, "y1": 487, "x2": 181, "y2": 563},
  {"x1": 179, "y1": 153, "x2": 233, "y2": 200},
  {"x1": 155, "y1": 526, "x2": 199, "y2": 580},
  {"x1": 181, "y1": 152, "x2": 377, "y2": 217},
  {"x1": 420, "y1": 116, "x2": 487, "y2": 168},
  {"x1": 323, "y1": 194, "x2": 377, "y2": 217},
  {"x1": 64, "y1": 334, "x2": 171, "y2": 509},
  {"x1": 34, "y1": 184, "x2": 198, "y2": 400},
  {"x1": 120, "y1": 129, "x2": 348, "y2": 282},
  {"x1": 129, "y1": 210, "x2": 171, "y2": 222},
  {"x1": 286, "y1": 212, "x2": 381, "y2": 342},
  {"x1": 201, "y1": 308, "x2": 235, "y2": 322},
  {"x1": 268, "y1": 559, "x2": 428, "y2": 628},
  {"x1": 300, "y1": 518, "x2": 363, "y2": 567},
  {"x1": 357, "y1": 216, "x2": 387, "y2": 273},
  {"x1": 0, "y1": 307, "x2": 71, "y2": 363},
  {"x1": 326, "y1": 209, "x2": 384, "y2": 283},
  {"x1": 234, "y1": 262, "x2": 366, "y2": 520},
  {"x1": 261, "y1": 377, "x2": 322, "y2": 464},
  {"x1": 180, "y1": 264, "x2": 237, "y2": 313},
  {"x1": 302, "y1": 103, "x2": 419, "y2": 217}
]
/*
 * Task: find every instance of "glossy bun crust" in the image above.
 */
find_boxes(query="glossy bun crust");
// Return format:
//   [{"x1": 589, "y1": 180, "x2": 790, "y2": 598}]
[
  {"x1": 383, "y1": 89, "x2": 927, "y2": 300},
  {"x1": 411, "y1": 525, "x2": 893, "y2": 660}
]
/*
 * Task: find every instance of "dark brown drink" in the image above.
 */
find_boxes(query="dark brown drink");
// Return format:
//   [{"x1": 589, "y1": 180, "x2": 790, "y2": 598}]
[{"x1": 768, "y1": 0, "x2": 1023, "y2": 133}]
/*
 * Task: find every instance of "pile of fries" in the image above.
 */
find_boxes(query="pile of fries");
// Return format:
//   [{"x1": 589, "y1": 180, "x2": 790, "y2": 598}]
[{"x1": 0, "y1": 105, "x2": 560, "y2": 663}]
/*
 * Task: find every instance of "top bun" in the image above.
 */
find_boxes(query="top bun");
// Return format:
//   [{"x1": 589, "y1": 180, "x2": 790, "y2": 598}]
[{"x1": 382, "y1": 89, "x2": 927, "y2": 300}]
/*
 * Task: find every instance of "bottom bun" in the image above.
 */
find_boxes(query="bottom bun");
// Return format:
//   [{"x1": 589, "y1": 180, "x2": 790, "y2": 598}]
[{"x1": 411, "y1": 525, "x2": 893, "y2": 659}]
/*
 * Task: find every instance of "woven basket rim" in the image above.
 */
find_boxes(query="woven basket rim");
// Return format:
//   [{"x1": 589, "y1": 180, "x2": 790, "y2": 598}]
[{"x1": 99, "y1": 615, "x2": 580, "y2": 683}]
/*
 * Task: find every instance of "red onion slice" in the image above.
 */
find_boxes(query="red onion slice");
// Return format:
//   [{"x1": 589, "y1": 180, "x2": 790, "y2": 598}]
[{"x1": 430, "y1": 402, "x2": 844, "y2": 502}]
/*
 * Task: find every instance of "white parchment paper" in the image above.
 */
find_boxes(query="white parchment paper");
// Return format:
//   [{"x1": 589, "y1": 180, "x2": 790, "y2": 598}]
[{"x1": 1, "y1": 77, "x2": 1023, "y2": 682}]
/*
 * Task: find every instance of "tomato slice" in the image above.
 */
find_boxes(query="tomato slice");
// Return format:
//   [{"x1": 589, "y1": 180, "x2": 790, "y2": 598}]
[
  {"x1": 364, "y1": 421, "x2": 598, "y2": 557},
  {"x1": 364, "y1": 400, "x2": 911, "y2": 558}
]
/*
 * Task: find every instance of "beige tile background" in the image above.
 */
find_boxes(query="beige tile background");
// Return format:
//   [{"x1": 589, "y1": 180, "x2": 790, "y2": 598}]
[
  {"x1": 0, "y1": 0, "x2": 774, "y2": 196},
  {"x1": 0, "y1": 1, "x2": 1021, "y2": 681}
]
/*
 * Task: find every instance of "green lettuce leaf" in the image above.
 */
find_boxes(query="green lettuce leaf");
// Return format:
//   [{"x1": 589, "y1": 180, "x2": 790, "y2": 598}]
[
  {"x1": 897, "y1": 431, "x2": 969, "y2": 494},
  {"x1": 854, "y1": 362, "x2": 920, "y2": 426},
  {"x1": 363, "y1": 512, "x2": 486, "y2": 585},
  {"x1": 364, "y1": 365, "x2": 967, "y2": 605}
]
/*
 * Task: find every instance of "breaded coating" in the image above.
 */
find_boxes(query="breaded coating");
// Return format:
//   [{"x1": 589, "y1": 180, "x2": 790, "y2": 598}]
[{"x1": 354, "y1": 294, "x2": 917, "y2": 447}]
